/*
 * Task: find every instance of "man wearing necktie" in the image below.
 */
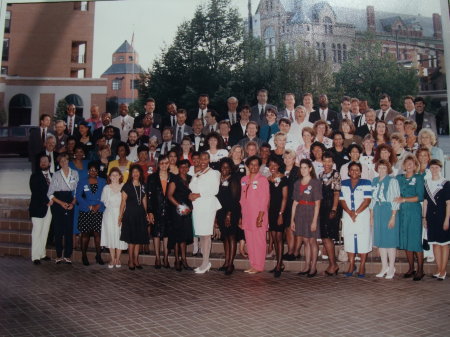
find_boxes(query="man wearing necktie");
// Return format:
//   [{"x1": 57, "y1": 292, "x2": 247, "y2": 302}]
[
  {"x1": 28, "y1": 114, "x2": 53, "y2": 172},
  {"x1": 112, "y1": 103, "x2": 135, "y2": 142},
  {"x1": 218, "y1": 120, "x2": 232, "y2": 148},
  {"x1": 202, "y1": 109, "x2": 219, "y2": 136},
  {"x1": 308, "y1": 94, "x2": 339, "y2": 131},
  {"x1": 64, "y1": 104, "x2": 84, "y2": 138},
  {"x1": 172, "y1": 109, "x2": 192, "y2": 143},
  {"x1": 188, "y1": 94, "x2": 209, "y2": 126},
  {"x1": 277, "y1": 93, "x2": 296, "y2": 122},
  {"x1": 223, "y1": 96, "x2": 239, "y2": 125},
  {"x1": 338, "y1": 96, "x2": 355, "y2": 123},
  {"x1": 250, "y1": 89, "x2": 278, "y2": 127},
  {"x1": 355, "y1": 109, "x2": 377, "y2": 138},
  {"x1": 376, "y1": 93, "x2": 399, "y2": 133}
]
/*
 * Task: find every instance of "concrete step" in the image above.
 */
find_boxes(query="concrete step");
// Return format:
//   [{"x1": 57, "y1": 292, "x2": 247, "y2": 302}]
[
  {"x1": 0, "y1": 217, "x2": 32, "y2": 231},
  {"x1": 0, "y1": 207, "x2": 30, "y2": 219},
  {"x1": 0, "y1": 196, "x2": 29, "y2": 208}
]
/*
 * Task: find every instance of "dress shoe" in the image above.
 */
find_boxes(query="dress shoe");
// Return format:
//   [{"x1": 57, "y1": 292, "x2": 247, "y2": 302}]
[
  {"x1": 135, "y1": 265, "x2": 143, "y2": 270},
  {"x1": 41, "y1": 256, "x2": 51, "y2": 261},
  {"x1": 175, "y1": 262, "x2": 182, "y2": 272},
  {"x1": 247, "y1": 270, "x2": 261, "y2": 274},
  {"x1": 95, "y1": 255, "x2": 104, "y2": 265},
  {"x1": 297, "y1": 269, "x2": 310, "y2": 276},
  {"x1": 403, "y1": 270, "x2": 416, "y2": 278},
  {"x1": 376, "y1": 268, "x2": 389, "y2": 278},
  {"x1": 33, "y1": 260, "x2": 41, "y2": 265},
  {"x1": 195, "y1": 262, "x2": 211, "y2": 274},
  {"x1": 413, "y1": 272, "x2": 424, "y2": 281},
  {"x1": 218, "y1": 265, "x2": 228, "y2": 272},
  {"x1": 325, "y1": 268, "x2": 339, "y2": 276},
  {"x1": 307, "y1": 270, "x2": 317, "y2": 278},
  {"x1": 385, "y1": 268, "x2": 396, "y2": 279},
  {"x1": 274, "y1": 269, "x2": 282, "y2": 278},
  {"x1": 63, "y1": 258, "x2": 72, "y2": 264},
  {"x1": 82, "y1": 255, "x2": 89, "y2": 266},
  {"x1": 344, "y1": 266, "x2": 357, "y2": 277},
  {"x1": 115, "y1": 264, "x2": 121, "y2": 268},
  {"x1": 283, "y1": 253, "x2": 295, "y2": 261},
  {"x1": 426, "y1": 256, "x2": 435, "y2": 263},
  {"x1": 432, "y1": 273, "x2": 440, "y2": 278},
  {"x1": 225, "y1": 265, "x2": 235, "y2": 275},
  {"x1": 357, "y1": 274, "x2": 366, "y2": 278},
  {"x1": 181, "y1": 260, "x2": 193, "y2": 271},
  {"x1": 108, "y1": 264, "x2": 114, "y2": 269},
  {"x1": 129, "y1": 266, "x2": 135, "y2": 270},
  {"x1": 437, "y1": 272, "x2": 446, "y2": 281},
  {"x1": 55, "y1": 258, "x2": 64, "y2": 264}
]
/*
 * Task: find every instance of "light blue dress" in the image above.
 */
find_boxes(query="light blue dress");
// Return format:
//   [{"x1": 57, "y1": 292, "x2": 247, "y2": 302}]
[{"x1": 370, "y1": 176, "x2": 400, "y2": 248}]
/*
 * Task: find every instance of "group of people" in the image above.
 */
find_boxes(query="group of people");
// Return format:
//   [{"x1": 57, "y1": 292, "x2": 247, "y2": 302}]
[{"x1": 28, "y1": 90, "x2": 449, "y2": 280}]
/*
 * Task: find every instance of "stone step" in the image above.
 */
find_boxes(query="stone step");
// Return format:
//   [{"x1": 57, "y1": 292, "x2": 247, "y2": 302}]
[
  {"x1": 0, "y1": 196, "x2": 30, "y2": 208},
  {"x1": 0, "y1": 207, "x2": 30, "y2": 219},
  {"x1": 2, "y1": 244, "x2": 448, "y2": 274},
  {"x1": 0, "y1": 218, "x2": 32, "y2": 231}
]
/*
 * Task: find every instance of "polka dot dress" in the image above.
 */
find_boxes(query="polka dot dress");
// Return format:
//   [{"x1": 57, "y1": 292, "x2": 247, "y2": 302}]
[{"x1": 78, "y1": 184, "x2": 103, "y2": 233}]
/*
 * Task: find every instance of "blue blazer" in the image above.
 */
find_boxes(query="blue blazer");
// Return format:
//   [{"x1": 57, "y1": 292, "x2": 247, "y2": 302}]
[{"x1": 76, "y1": 177, "x2": 106, "y2": 212}]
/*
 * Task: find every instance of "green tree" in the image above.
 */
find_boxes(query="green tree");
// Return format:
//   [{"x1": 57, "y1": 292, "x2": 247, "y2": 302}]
[
  {"x1": 54, "y1": 99, "x2": 68, "y2": 121},
  {"x1": 335, "y1": 33, "x2": 419, "y2": 110}
]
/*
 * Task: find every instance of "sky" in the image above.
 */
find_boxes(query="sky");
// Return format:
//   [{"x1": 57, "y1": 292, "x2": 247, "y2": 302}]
[{"x1": 92, "y1": 0, "x2": 442, "y2": 77}]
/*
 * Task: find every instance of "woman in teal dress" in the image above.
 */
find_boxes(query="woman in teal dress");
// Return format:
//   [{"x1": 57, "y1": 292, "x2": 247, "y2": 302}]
[
  {"x1": 370, "y1": 159, "x2": 400, "y2": 279},
  {"x1": 395, "y1": 154, "x2": 425, "y2": 281}
]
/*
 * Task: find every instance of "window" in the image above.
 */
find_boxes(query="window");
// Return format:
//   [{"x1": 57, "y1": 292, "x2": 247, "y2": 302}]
[
  {"x1": 112, "y1": 79, "x2": 122, "y2": 90},
  {"x1": 1, "y1": 66, "x2": 7, "y2": 75},
  {"x1": 264, "y1": 26, "x2": 276, "y2": 56},
  {"x1": 130, "y1": 79, "x2": 139, "y2": 89},
  {"x1": 332, "y1": 43, "x2": 336, "y2": 63},
  {"x1": 71, "y1": 41, "x2": 86, "y2": 63},
  {"x1": 337, "y1": 44, "x2": 342, "y2": 63},
  {"x1": 128, "y1": 55, "x2": 134, "y2": 61},
  {"x1": 316, "y1": 42, "x2": 326, "y2": 62},
  {"x1": 343, "y1": 44, "x2": 347, "y2": 62},
  {"x1": 74, "y1": 1, "x2": 89, "y2": 11},
  {"x1": 2, "y1": 39, "x2": 9, "y2": 61},
  {"x1": 324, "y1": 17, "x2": 333, "y2": 35},
  {"x1": 71, "y1": 68, "x2": 85, "y2": 78},
  {"x1": 118, "y1": 56, "x2": 125, "y2": 62},
  {"x1": 4, "y1": 11, "x2": 11, "y2": 34}
]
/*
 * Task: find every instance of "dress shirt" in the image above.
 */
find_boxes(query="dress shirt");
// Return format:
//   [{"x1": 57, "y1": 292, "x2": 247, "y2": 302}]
[
  {"x1": 228, "y1": 112, "x2": 237, "y2": 125},
  {"x1": 319, "y1": 108, "x2": 328, "y2": 120},
  {"x1": 285, "y1": 109, "x2": 295, "y2": 121},
  {"x1": 67, "y1": 116, "x2": 75, "y2": 135},
  {"x1": 367, "y1": 123, "x2": 376, "y2": 133},
  {"x1": 341, "y1": 111, "x2": 352, "y2": 120},
  {"x1": 378, "y1": 107, "x2": 391, "y2": 120},
  {"x1": 406, "y1": 110, "x2": 415, "y2": 118},
  {"x1": 46, "y1": 150, "x2": 55, "y2": 173},
  {"x1": 258, "y1": 104, "x2": 265, "y2": 117},
  {"x1": 170, "y1": 115, "x2": 177, "y2": 127}
]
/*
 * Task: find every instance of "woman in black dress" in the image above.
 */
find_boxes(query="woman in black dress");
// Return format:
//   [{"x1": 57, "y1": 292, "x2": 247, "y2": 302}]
[
  {"x1": 423, "y1": 159, "x2": 450, "y2": 280},
  {"x1": 318, "y1": 151, "x2": 341, "y2": 276},
  {"x1": 267, "y1": 156, "x2": 288, "y2": 277},
  {"x1": 119, "y1": 164, "x2": 149, "y2": 270},
  {"x1": 147, "y1": 155, "x2": 171, "y2": 269},
  {"x1": 216, "y1": 158, "x2": 241, "y2": 275},
  {"x1": 167, "y1": 159, "x2": 194, "y2": 271}
]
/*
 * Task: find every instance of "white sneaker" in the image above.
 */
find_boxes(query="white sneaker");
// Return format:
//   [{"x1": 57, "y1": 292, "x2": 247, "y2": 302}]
[{"x1": 55, "y1": 258, "x2": 64, "y2": 264}]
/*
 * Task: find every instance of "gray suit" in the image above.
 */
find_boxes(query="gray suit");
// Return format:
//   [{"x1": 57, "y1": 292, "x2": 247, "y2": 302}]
[
  {"x1": 375, "y1": 108, "x2": 399, "y2": 133},
  {"x1": 402, "y1": 111, "x2": 437, "y2": 135},
  {"x1": 277, "y1": 108, "x2": 295, "y2": 122},
  {"x1": 250, "y1": 104, "x2": 278, "y2": 127},
  {"x1": 172, "y1": 124, "x2": 193, "y2": 144},
  {"x1": 337, "y1": 111, "x2": 355, "y2": 123}
]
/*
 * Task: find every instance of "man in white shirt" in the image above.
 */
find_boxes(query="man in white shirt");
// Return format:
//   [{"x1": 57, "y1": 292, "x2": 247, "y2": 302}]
[
  {"x1": 250, "y1": 89, "x2": 278, "y2": 126},
  {"x1": 230, "y1": 105, "x2": 251, "y2": 145},
  {"x1": 112, "y1": 103, "x2": 135, "y2": 142},
  {"x1": 38, "y1": 134, "x2": 57, "y2": 174},
  {"x1": 338, "y1": 96, "x2": 354, "y2": 122},
  {"x1": 189, "y1": 118, "x2": 206, "y2": 152},
  {"x1": 278, "y1": 93, "x2": 296, "y2": 122},
  {"x1": 126, "y1": 130, "x2": 139, "y2": 162},
  {"x1": 65, "y1": 104, "x2": 84, "y2": 137},
  {"x1": 224, "y1": 96, "x2": 239, "y2": 125},
  {"x1": 289, "y1": 105, "x2": 313, "y2": 146},
  {"x1": 173, "y1": 109, "x2": 193, "y2": 144},
  {"x1": 356, "y1": 109, "x2": 377, "y2": 137},
  {"x1": 189, "y1": 94, "x2": 209, "y2": 126},
  {"x1": 302, "y1": 93, "x2": 315, "y2": 121},
  {"x1": 218, "y1": 120, "x2": 232, "y2": 149},
  {"x1": 376, "y1": 93, "x2": 399, "y2": 132}
]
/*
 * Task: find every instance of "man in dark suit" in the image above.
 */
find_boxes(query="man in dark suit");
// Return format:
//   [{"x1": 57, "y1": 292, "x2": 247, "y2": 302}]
[
  {"x1": 103, "y1": 125, "x2": 120, "y2": 158},
  {"x1": 134, "y1": 98, "x2": 162, "y2": 130},
  {"x1": 93, "y1": 112, "x2": 120, "y2": 142},
  {"x1": 221, "y1": 96, "x2": 239, "y2": 125},
  {"x1": 173, "y1": 109, "x2": 193, "y2": 144},
  {"x1": 230, "y1": 105, "x2": 251, "y2": 146},
  {"x1": 403, "y1": 96, "x2": 437, "y2": 135},
  {"x1": 202, "y1": 109, "x2": 220, "y2": 135},
  {"x1": 277, "y1": 93, "x2": 296, "y2": 122},
  {"x1": 156, "y1": 127, "x2": 179, "y2": 156},
  {"x1": 28, "y1": 113, "x2": 53, "y2": 172},
  {"x1": 36, "y1": 134, "x2": 58, "y2": 174},
  {"x1": 355, "y1": 109, "x2": 377, "y2": 138},
  {"x1": 309, "y1": 94, "x2": 339, "y2": 131},
  {"x1": 189, "y1": 118, "x2": 206, "y2": 152},
  {"x1": 376, "y1": 93, "x2": 399, "y2": 133},
  {"x1": 64, "y1": 104, "x2": 84, "y2": 138},
  {"x1": 250, "y1": 89, "x2": 278, "y2": 127},
  {"x1": 337, "y1": 96, "x2": 355, "y2": 123},
  {"x1": 29, "y1": 153, "x2": 53, "y2": 265},
  {"x1": 238, "y1": 121, "x2": 263, "y2": 148},
  {"x1": 218, "y1": 120, "x2": 232, "y2": 151},
  {"x1": 161, "y1": 101, "x2": 178, "y2": 130},
  {"x1": 188, "y1": 94, "x2": 210, "y2": 127}
]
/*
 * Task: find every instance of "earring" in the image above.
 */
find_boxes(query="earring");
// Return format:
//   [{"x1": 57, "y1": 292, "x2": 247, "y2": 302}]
[{"x1": 83, "y1": 155, "x2": 85, "y2": 159}]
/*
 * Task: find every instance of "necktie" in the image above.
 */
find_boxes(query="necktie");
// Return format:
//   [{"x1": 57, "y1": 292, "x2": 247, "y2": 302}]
[
  {"x1": 164, "y1": 142, "x2": 169, "y2": 154},
  {"x1": 224, "y1": 137, "x2": 228, "y2": 146},
  {"x1": 381, "y1": 111, "x2": 386, "y2": 121},
  {"x1": 121, "y1": 118, "x2": 125, "y2": 130},
  {"x1": 260, "y1": 106, "x2": 264, "y2": 120},
  {"x1": 44, "y1": 173, "x2": 50, "y2": 185},
  {"x1": 150, "y1": 152, "x2": 154, "y2": 162},
  {"x1": 172, "y1": 116, "x2": 176, "y2": 127},
  {"x1": 177, "y1": 127, "x2": 182, "y2": 143},
  {"x1": 41, "y1": 128, "x2": 46, "y2": 143},
  {"x1": 68, "y1": 117, "x2": 73, "y2": 135},
  {"x1": 289, "y1": 111, "x2": 293, "y2": 122},
  {"x1": 320, "y1": 110, "x2": 325, "y2": 120},
  {"x1": 210, "y1": 125, "x2": 214, "y2": 133}
]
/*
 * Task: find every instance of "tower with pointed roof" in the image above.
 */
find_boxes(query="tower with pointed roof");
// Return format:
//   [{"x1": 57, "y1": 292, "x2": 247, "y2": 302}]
[{"x1": 101, "y1": 40, "x2": 145, "y2": 114}]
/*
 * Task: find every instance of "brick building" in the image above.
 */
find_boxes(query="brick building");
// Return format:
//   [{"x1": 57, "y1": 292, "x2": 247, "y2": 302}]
[
  {"x1": 101, "y1": 40, "x2": 144, "y2": 115},
  {"x1": 1, "y1": 1, "x2": 106, "y2": 126}
]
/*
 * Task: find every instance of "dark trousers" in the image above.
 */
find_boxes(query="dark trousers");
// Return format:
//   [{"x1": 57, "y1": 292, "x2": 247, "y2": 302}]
[{"x1": 51, "y1": 191, "x2": 74, "y2": 258}]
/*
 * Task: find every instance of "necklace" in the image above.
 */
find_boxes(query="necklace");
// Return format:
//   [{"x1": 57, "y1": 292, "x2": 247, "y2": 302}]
[
  {"x1": 133, "y1": 183, "x2": 142, "y2": 205},
  {"x1": 195, "y1": 167, "x2": 210, "y2": 178}
]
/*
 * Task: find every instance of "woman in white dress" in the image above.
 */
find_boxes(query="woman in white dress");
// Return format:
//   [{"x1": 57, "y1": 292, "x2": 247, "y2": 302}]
[
  {"x1": 189, "y1": 152, "x2": 221, "y2": 274},
  {"x1": 101, "y1": 167, "x2": 128, "y2": 268},
  {"x1": 340, "y1": 162, "x2": 373, "y2": 277}
]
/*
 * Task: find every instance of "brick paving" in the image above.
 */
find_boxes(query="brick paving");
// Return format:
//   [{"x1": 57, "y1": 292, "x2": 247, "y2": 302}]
[{"x1": 0, "y1": 256, "x2": 449, "y2": 337}]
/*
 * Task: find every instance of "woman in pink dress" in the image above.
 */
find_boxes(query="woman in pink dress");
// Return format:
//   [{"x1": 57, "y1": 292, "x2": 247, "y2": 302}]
[{"x1": 240, "y1": 155, "x2": 270, "y2": 273}]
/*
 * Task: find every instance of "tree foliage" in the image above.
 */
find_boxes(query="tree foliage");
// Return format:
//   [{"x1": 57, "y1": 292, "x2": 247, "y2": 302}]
[{"x1": 334, "y1": 33, "x2": 419, "y2": 110}]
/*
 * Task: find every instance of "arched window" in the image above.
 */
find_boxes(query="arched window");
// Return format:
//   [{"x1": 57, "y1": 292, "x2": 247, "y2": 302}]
[
  {"x1": 324, "y1": 17, "x2": 333, "y2": 35},
  {"x1": 9, "y1": 94, "x2": 31, "y2": 126},
  {"x1": 64, "y1": 94, "x2": 84, "y2": 117},
  {"x1": 264, "y1": 26, "x2": 276, "y2": 56}
]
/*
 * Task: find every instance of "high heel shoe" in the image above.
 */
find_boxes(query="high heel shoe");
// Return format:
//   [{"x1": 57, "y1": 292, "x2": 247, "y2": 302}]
[
  {"x1": 274, "y1": 268, "x2": 282, "y2": 278},
  {"x1": 82, "y1": 255, "x2": 89, "y2": 266},
  {"x1": 225, "y1": 264, "x2": 235, "y2": 275},
  {"x1": 344, "y1": 266, "x2": 356, "y2": 277},
  {"x1": 413, "y1": 272, "x2": 424, "y2": 281},
  {"x1": 297, "y1": 269, "x2": 310, "y2": 276},
  {"x1": 324, "y1": 268, "x2": 339, "y2": 276},
  {"x1": 195, "y1": 262, "x2": 211, "y2": 274},
  {"x1": 385, "y1": 268, "x2": 396, "y2": 279},
  {"x1": 437, "y1": 272, "x2": 446, "y2": 281},
  {"x1": 218, "y1": 264, "x2": 228, "y2": 272},
  {"x1": 307, "y1": 270, "x2": 317, "y2": 278},
  {"x1": 403, "y1": 270, "x2": 416, "y2": 278},
  {"x1": 181, "y1": 260, "x2": 193, "y2": 271},
  {"x1": 135, "y1": 264, "x2": 143, "y2": 270},
  {"x1": 376, "y1": 268, "x2": 389, "y2": 278},
  {"x1": 95, "y1": 254, "x2": 104, "y2": 265},
  {"x1": 175, "y1": 261, "x2": 182, "y2": 272},
  {"x1": 154, "y1": 259, "x2": 161, "y2": 269},
  {"x1": 163, "y1": 259, "x2": 170, "y2": 269},
  {"x1": 128, "y1": 265, "x2": 135, "y2": 270}
]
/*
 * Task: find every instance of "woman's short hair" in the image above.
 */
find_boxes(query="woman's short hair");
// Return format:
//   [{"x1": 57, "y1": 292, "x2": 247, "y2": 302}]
[
  {"x1": 117, "y1": 141, "x2": 130, "y2": 156},
  {"x1": 274, "y1": 132, "x2": 287, "y2": 142},
  {"x1": 418, "y1": 128, "x2": 437, "y2": 146},
  {"x1": 340, "y1": 119, "x2": 356, "y2": 134},
  {"x1": 219, "y1": 157, "x2": 235, "y2": 173},
  {"x1": 244, "y1": 141, "x2": 259, "y2": 155},
  {"x1": 313, "y1": 119, "x2": 330, "y2": 135},
  {"x1": 373, "y1": 143, "x2": 397, "y2": 164},
  {"x1": 137, "y1": 145, "x2": 149, "y2": 154},
  {"x1": 348, "y1": 161, "x2": 363, "y2": 173},
  {"x1": 394, "y1": 115, "x2": 406, "y2": 125},
  {"x1": 87, "y1": 161, "x2": 100, "y2": 171},
  {"x1": 204, "y1": 131, "x2": 225, "y2": 150},
  {"x1": 56, "y1": 153, "x2": 69, "y2": 163},
  {"x1": 401, "y1": 154, "x2": 420, "y2": 174},
  {"x1": 283, "y1": 149, "x2": 296, "y2": 160},
  {"x1": 177, "y1": 159, "x2": 191, "y2": 168},
  {"x1": 107, "y1": 167, "x2": 123, "y2": 184},
  {"x1": 302, "y1": 126, "x2": 316, "y2": 138},
  {"x1": 390, "y1": 132, "x2": 406, "y2": 147},
  {"x1": 229, "y1": 145, "x2": 244, "y2": 160},
  {"x1": 267, "y1": 154, "x2": 284, "y2": 169},
  {"x1": 323, "y1": 151, "x2": 335, "y2": 162},
  {"x1": 310, "y1": 141, "x2": 326, "y2": 161},
  {"x1": 375, "y1": 159, "x2": 393, "y2": 175},
  {"x1": 245, "y1": 155, "x2": 262, "y2": 167},
  {"x1": 403, "y1": 119, "x2": 417, "y2": 131},
  {"x1": 429, "y1": 159, "x2": 442, "y2": 168},
  {"x1": 415, "y1": 146, "x2": 431, "y2": 163},
  {"x1": 200, "y1": 151, "x2": 211, "y2": 160},
  {"x1": 347, "y1": 143, "x2": 363, "y2": 154}
]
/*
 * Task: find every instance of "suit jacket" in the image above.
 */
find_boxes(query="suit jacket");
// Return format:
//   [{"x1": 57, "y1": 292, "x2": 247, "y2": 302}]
[
  {"x1": 161, "y1": 113, "x2": 178, "y2": 130},
  {"x1": 250, "y1": 104, "x2": 278, "y2": 127},
  {"x1": 36, "y1": 150, "x2": 59, "y2": 174},
  {"x1": 134, "y1": 112, "x2": 162, "y2": 129},
  {"x1": 188, "y1": 108, "x2": 209, "y2": 126},
  {"x1": 309, "y1": 109, "x2": 340, "y2": 131},
  {"x1": 375, "y1": 108, "x2": 399, "y2": 133},
  {"x1": 112, "y1": 115, "x2": 135, "y2": 142},
  {"x1": 105, "y1": 138, "x2": 120, "y2": 158},
  {"x1": 75, "y1": 176, "x2": 106, "y2": 212},
  {"x1": 202, "y1": 124, "x2": 219, "y2": 136},
  {"x1": 402, "y1": 111, "x2": 437, "y2": 135},
  {"x1": 337, "y1": 111, "x2": 355, "y2": 123},
  {"x1": 229, "y1": 122, "x2": 246, "y2": 146},
  {"x1": 354, "y1": 114, "x2": 365, "y2": 128},
  {"x1": 64, "y1": 115, "x2": 84, "y2": 137},
  {"x1": 93, "y1": 125, "x2": 121, "y2": 142},
  {"x1": 29, "y1": 171, "x2": 51, "y2": 218},
  {"x1": 238, "y1": 136, "x2": 263, "y2": 149},
  {"x1": 172, "y1": 124, "x2": 193, "y2": 144},
  {"x1": 355, "y1": 124, "x2": 377, "y2": 138},
  {"x1": 220, "y1": 111, "x2": 240, "y2": 125},
  {"x1": 189, "y1": 133, "x2": 206, "y2": 152},
  {"x1": 156, "y1": 141, "x2": 179, "y2": 156},
  {"x1": 28, "y1": 127, "x2": 54, "y2": 165},
  {"x1": 145, "y1": 127, "x2": 162, "y2": 144},
  {"x1": 277, "y1": 108, "x2": 295, "y2": 122}
]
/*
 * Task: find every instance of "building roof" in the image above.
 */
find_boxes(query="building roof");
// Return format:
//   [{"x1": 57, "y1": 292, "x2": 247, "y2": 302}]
[
  {"x1": 114, "y1": 40, "x2": 135, "y2": 54},
  {"x1": 102, "y1": 63, "x2": 145, "y2": 76}
]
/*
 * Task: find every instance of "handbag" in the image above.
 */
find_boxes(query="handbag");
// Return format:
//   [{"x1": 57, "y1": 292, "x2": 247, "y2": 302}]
[{"x1": 337, "y1": 246, "x2": 348, "y2": 262}]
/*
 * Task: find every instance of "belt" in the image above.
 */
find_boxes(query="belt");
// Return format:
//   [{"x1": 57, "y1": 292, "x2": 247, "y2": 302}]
[{"x1": 298, "y1": 200, "x2": 315, "y2": 206}]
